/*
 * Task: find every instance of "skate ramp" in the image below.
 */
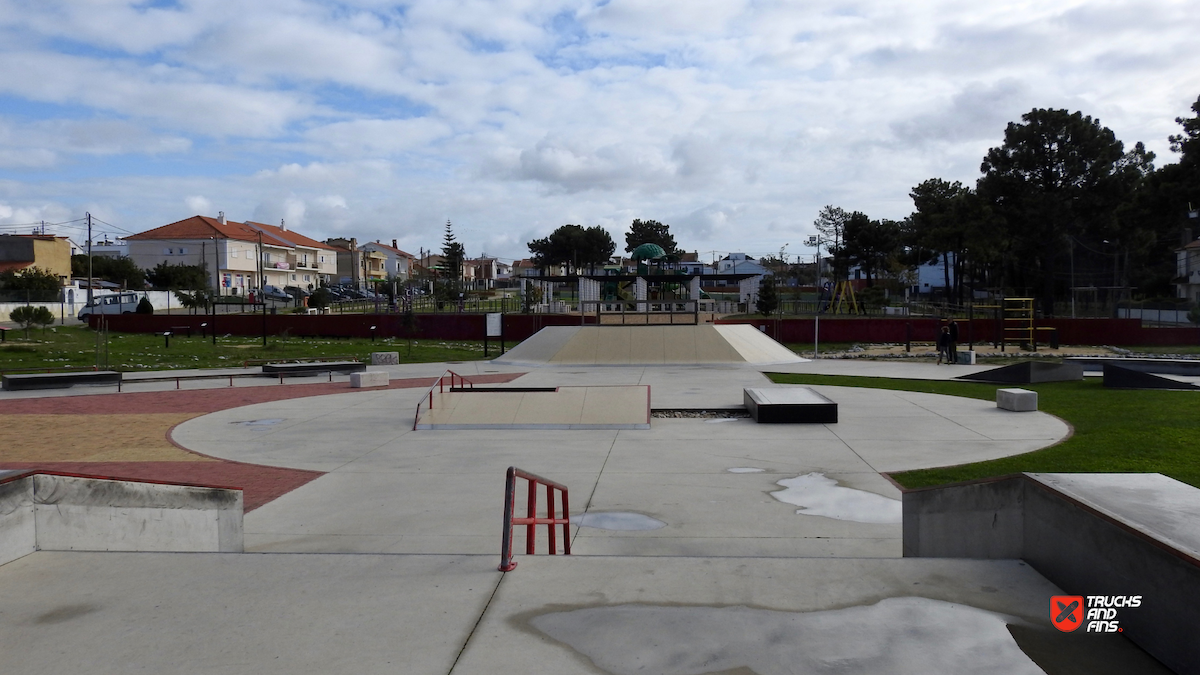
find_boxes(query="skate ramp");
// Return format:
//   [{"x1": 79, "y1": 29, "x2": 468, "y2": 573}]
[{"x1": 493, "y1": 325, "x2": 806, "y2": 366}]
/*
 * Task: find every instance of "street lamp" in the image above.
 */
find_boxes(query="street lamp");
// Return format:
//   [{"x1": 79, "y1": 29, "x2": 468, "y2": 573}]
[{"x1": 805, "y1": 235, "x2": 821, "y2": 357}]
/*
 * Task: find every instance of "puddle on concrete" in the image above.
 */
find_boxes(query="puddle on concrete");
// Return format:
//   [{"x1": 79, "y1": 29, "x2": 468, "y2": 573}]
[
  {"x1": 531, "y1": 598, "x2": 1043, "y2": 675},
  {"x1": 576, "y1": 512, "x2": 666, "y2": 531},
  {"x1": 727, "y1": 467, "x2": 765, "y2": 473},
  {"x1": 770, "y1": 472, "x2": 901, "y2": 524},
  {"x1": 230, "y1": 418, "x2": 285, "y2": 427}
]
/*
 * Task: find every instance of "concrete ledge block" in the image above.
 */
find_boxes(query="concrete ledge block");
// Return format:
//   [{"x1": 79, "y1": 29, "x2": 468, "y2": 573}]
[
  {"x1": 955, "y1": 349, "x2": 976, "y2": 365},
  {"x1": 351, "y1": 371, "x2": 390, "y2": 388},
  {"x1": 996, "y1": 387, "x2": 1037, "y2": 412},
  {"x1": 371, "y1": 351, "x2": 400, "y2": 365},
  {"x1": 0, "y1": 473, "x2": 242, "y2": 557}
]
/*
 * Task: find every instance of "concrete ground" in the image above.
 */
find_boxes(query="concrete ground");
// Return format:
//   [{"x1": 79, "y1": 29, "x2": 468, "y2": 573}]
[{"x1": 0, "y1": 351, "x2": 1173, "y2": 674}]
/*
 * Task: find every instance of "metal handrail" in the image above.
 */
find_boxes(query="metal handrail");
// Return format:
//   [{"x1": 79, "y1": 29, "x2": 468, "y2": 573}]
[
  {"x1": 499, "y1": 466, "x2": 570, "y2": 572},
  {"x1": 412, "y1": 369, "x2": 475, "y2": 430}
]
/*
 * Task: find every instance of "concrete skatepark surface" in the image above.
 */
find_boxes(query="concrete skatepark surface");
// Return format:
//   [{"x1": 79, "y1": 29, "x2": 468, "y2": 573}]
[
  {"x1": 0, "y1": 328, "x2": 1174, "y2": 674},
  {"x1": 493, "y1": 324, "x2": 807, "y2": 366}
]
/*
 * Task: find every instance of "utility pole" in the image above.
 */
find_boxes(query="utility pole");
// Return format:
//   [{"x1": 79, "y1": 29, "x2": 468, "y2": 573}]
[
  {"x1": 258, "y1": 230, "x2": 267, "y2": 346},
  {"x1": 210, "y1": 236, "x2": 217, "y2": 345},
  {"x1": 86, "y1": 212, "x2": 93, "y2": 310}
]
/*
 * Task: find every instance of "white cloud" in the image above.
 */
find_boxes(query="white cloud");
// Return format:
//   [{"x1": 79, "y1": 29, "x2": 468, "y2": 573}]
[{"x1": 0, "y1": 0, "x2": 1196, "y2": 260}]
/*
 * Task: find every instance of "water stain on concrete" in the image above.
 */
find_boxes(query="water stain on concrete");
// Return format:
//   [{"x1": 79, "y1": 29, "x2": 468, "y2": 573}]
[
  {"x1": 531, "y1": 598, "x2": 1044, "y2": 675},
  {"x1": 770, "y1": 472, "x2": 901, "y2": 524},
  {"x1": 576, "y1": 512, "x2": 666, "y2": 531}
]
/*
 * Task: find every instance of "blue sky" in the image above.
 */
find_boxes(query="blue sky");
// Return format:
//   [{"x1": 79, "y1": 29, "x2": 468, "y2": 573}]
[{"x1": 0, "y1": 0, "x2": 1197, "y2": 262}]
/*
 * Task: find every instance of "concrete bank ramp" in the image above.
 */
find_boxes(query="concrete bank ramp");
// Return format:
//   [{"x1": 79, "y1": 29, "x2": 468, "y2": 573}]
[{"x1": 493, "y1": 325, "x2": 806, "y2": 366}]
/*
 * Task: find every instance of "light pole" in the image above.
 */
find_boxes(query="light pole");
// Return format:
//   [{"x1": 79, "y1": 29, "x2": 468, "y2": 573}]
[{"x1": 806, "y1": 235, "x2": 821, "y2": 357}]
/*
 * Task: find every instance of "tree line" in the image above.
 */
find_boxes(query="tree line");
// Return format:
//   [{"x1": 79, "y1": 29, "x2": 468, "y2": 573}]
[
  {"x1": 527, "y1": 219, "x2": 678, "y2": 273},
  {"x1": 817, "y1": 97, "x2": 1200, "y2": 315}
]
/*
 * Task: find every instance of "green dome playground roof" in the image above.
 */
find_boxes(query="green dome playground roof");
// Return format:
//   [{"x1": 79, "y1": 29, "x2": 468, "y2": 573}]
[{"x1": 631, "y1": 243, "x2": 666, "y2": 260}]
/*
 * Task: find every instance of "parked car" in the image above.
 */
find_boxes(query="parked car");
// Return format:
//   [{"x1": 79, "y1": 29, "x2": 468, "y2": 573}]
[
  {"x1": 78, "y1": 292, "x2": 143, "y2": 318},
  {"x1": 260, "y1": 285, "x2": 291, "y2": 302}
]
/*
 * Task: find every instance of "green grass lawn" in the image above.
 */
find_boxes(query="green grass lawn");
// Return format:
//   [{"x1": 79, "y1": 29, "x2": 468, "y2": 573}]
[
  {"x1": 0, "y1": 325, "x2": 489, "y2": 372},
  {"x1": 766, "y1": 372, "x2": 1200, "y2": 490}
]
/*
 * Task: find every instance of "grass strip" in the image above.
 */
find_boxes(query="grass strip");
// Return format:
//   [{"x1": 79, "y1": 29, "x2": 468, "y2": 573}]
[
  {"x1": 766, "y1": 372, "x2": 1200, "y2": 490},
  {"x1": 0, "y1": 326, "x2": 489, "y2": 372}
]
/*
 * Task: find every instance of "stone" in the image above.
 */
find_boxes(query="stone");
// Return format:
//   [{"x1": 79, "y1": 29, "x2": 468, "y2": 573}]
[
  {"x1": 350, "y1": 371, "x2": 390, "y2": 388},
  {"x1": 371, "y1": 351, "x2": 400, "y2": 365},
  {"x1": 996, "y1": 388, "x2": 1037, "y2": 412}
]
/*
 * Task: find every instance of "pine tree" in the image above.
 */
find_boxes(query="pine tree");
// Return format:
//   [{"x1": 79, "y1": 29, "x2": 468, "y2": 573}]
[{"x1": 756, "y1": 275, "x2": 779, "y2": 316}]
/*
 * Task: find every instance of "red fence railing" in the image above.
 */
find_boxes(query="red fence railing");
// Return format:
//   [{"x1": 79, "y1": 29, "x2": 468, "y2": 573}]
[
  {"x1": 412, "y1": 369, "x2": 475, "y2": 429},
  {"x1": 499, "y1": 466, "x2": 570, "y2": 572}
]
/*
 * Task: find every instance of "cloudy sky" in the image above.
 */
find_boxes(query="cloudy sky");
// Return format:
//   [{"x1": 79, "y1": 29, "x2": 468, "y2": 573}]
[{"x1": 0, "y1": 0, "x2": 1197, "y2": 263}]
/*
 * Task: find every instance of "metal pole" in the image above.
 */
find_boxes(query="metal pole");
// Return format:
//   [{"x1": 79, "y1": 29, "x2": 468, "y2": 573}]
[
  {"x1": 86, "y1": 212, "x2": 93, "y2": 312},
  {"x1": 259, "y1": 230, "x2": 267, "y2": 346},
  {"x1": 211, "y1": 237, "x2": 217, "y2": 345}
]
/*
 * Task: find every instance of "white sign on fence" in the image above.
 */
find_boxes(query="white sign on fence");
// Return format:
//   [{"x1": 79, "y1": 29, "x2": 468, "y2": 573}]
[{"x1": 486, "y1": 312, "x2": 502, "y2": 337}]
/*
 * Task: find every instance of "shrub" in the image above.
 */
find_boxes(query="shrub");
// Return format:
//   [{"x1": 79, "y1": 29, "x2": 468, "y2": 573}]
[
  {"x1": 136, "y1": 297, "x2": 154, "y2": 314},
  {"x1": 10, "y1": 305, "x2": 55, "y2": 338},
  {"x1": 309, "y1": 287, "x2": 332, "y2": 310}
]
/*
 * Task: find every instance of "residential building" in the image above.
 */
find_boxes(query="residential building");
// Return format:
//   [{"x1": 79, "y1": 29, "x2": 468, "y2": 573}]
[
  {"x1": 0, "y1": 234, "x2": 72, "y2": 283},
  {"x1": 716, "y1": 253, "x2": 770, "y2": 276},
  {"x1": 325, "y1": 238, "x2": 388, "y2": 290},
  {"x1": 1175, "y1": 235, "x2": 1200, "y2": 303},
  {"x1": 360, "y1": 240, "x2": 415, "y2": 281},
  {"x1": 124, "y1": 214, "x2": 337, "y2": 296}
]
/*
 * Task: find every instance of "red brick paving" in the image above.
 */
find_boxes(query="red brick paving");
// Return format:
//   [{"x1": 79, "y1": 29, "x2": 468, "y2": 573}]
[
  {"x1": 0, "y1": 372, "x2": 525, "y2": 414},
  {"x1": 0, "y1": 371, "x2": 524, "y2": 511}
]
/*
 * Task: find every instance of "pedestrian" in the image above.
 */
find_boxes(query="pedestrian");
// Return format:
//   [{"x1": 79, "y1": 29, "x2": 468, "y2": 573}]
[
  {"x1": 937, "y1": 325, "x2": 951, "y2": 365},
  {"x1": 948, "y1": 319, "x2": 960, "y2": 364}
]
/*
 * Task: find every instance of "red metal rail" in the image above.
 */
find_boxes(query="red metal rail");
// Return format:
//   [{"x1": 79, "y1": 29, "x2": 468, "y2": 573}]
[
  {"x1": 412, "y1": 369, "x2": 475, "y2": 430},
  {"x1": 499, "y1": 466, "x2": 570, "y2": 572}
]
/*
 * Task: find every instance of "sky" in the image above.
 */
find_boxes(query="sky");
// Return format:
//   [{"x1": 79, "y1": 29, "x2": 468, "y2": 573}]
[{"x1": 0, "y1": 0, "x2": 1197, "y2": 264}]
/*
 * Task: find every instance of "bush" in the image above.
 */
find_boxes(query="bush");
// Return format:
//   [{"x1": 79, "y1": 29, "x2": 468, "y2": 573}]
[
  {"x1": 10, "y1": 305, "x2": 55, "y2": 338},
  {"x1": 309, "y1": 287, "x2": 332, "y2": 310},
  {"x1": 136, "y1": 297, "x2": 154, "y2": 314}
]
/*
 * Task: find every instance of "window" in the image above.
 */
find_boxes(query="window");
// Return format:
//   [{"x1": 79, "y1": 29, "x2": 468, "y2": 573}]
[
  {"x1": 291, "y1": 274, "x2": 296, "y2": 281},
  {"x1": 164, "y1": 248, "x2": 173, "y2": 255},
  {"x1": 231, "y1": 250, "x2": 239, "y2": 258},
  {"x1": 304, "y1": 274, "x2": 310, "y2": 282},
  {"x1": 319, "y1": 255, "x2": 326, "y2": 263},
  {"x1": 179, "y1": 247, "x2": 188, "y2": 255}
]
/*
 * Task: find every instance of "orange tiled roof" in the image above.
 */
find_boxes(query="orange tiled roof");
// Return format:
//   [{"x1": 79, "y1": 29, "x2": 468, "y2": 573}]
[
  {"x1": 126, "y1": 215, "x2": 333, "y2": 251},
  {"x1": 243, "y1": 221, "x2": 337, "y2": 251},
  {"x1": 366, "y1": 240, "x2": 415, "y2": 257}
]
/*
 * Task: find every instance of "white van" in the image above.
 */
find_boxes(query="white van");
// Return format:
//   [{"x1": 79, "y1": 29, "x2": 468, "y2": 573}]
[{"x1": 78, "y1": 292, "x2": 143, "y2": 319}]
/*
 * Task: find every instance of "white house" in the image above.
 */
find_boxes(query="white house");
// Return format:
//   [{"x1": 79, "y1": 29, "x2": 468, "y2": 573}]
[
  {"x1": 125, "y1": 214, "x2": 338, "y2": 296},
  {"x1": 361, "y1": 240, "x2": 415, "y2": 281}
]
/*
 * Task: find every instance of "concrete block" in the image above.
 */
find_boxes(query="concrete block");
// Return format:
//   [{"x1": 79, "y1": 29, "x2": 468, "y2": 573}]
[
  {"x1": 0, "y1": 477, "x2": 35, "y2": 566},
  {"x1": 955, "y1": 349, "x2": 976, "y2": 365},
  {"x1": 744, "y1": 387, "x2": 837, "y2": 423},
  {"x1": 351, "y1": 371, "x2": 390, "y2": 388},
  {"x1": 29, "y1": 474, "x2": 243, "y2": 552},
  {"x1": 903, "y1": 473, "x2": 1200, "y2": 675},
  {"x1": 0, "y1": 473, "x2": 242, "y2": 556},
  {"x1": 371, "y1": 351, "x2": 400, "y2": 365},
  {"x1": 996, "y1": 388, "x2": 1037, "y2": 412}
]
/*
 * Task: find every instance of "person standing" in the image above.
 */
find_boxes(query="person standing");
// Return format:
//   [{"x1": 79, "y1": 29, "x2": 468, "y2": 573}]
[
  {"x1": 948, "y1": 319, "x2": 960, "y2": 364},
  {"x1": 937, "y1": 325, "x2": 951, "y2": 365}
]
